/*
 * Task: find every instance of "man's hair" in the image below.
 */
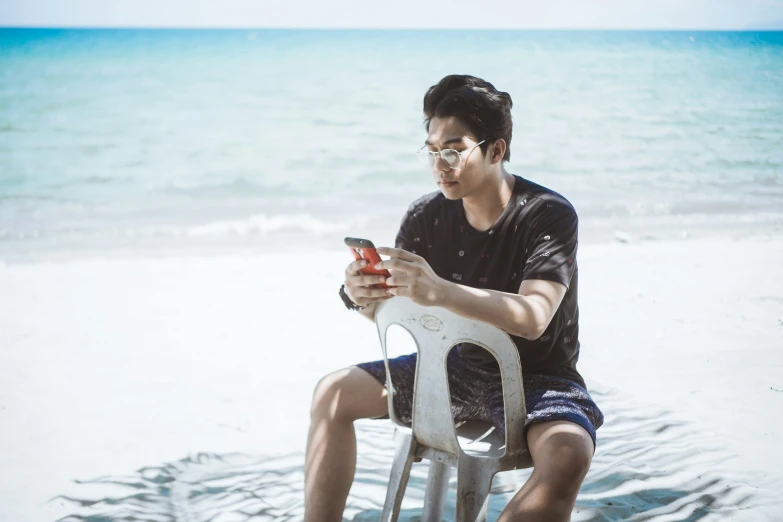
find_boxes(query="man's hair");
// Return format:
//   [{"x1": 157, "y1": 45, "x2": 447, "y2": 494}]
[{"x1": 422, "y1": 74, "x2": 513, "y2": 162}]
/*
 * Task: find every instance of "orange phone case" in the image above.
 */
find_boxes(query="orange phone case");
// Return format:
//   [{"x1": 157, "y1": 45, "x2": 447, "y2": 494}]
[{"x1": 345, "y1": 237, "x2": 391, "y2": 288}]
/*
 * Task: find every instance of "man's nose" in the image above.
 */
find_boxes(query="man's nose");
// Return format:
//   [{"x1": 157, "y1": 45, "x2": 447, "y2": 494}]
[{"x1": 434, "y1": 155, "x2": 451, "y2": 173}]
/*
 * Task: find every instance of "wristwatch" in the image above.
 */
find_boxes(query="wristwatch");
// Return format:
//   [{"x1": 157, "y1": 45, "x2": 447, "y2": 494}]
[{"x1": 339, "y1": 284, "x2": 367, "y2": 311}]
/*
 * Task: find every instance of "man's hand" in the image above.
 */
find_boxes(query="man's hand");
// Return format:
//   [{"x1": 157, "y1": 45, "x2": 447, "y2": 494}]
[
  {"x1": 375, "y1": 247, "x2": 448, "y2": 307},
  {"x1": 344, "y1": 258, "x2": 393, "y2": 308}
]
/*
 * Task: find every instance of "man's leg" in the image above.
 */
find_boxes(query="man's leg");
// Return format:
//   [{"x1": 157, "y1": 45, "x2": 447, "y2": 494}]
[
  {"x1": 304, "y1": 366, "x2": 389, "y2": 522},
  {"x1": 497, "y1": 420, "x2": 595, "y2": 522}
]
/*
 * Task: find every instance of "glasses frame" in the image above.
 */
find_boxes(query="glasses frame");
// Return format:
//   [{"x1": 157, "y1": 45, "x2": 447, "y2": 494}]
[{"x1": 416, "y1": 139, "x2": 487, "y2": 171}]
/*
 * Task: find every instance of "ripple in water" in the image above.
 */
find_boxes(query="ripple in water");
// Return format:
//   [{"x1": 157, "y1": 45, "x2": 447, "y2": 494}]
[{"x1": 55, "y1": 387, "x2": 783, "y2": 521}]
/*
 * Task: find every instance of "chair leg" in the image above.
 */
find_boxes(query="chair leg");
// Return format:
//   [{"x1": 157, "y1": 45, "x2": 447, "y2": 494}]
[
  {"x1": 454, "y1": 458, "x2": 496, "y2": 522},
  {"x1": 422, "y1": 460, "x2": 451, "y2": 521},
  {"x1": 380, "y1": 429, "x2": 417, "y2": 522}
]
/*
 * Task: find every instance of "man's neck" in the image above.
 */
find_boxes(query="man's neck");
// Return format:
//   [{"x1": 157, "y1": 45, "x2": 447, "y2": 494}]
[{"x1": 462, "y1": 169, "x2": 515, "y2": 232}]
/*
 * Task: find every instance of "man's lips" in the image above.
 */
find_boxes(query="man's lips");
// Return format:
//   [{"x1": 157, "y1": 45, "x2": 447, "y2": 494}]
[{"x1": 439, "y1": 180, "x2": 458, "y2": 185}]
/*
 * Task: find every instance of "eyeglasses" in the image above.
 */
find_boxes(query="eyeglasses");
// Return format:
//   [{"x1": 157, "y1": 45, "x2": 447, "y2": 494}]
[{"x1": 416, "y1": 139, "x2": 487, "y2": 171}]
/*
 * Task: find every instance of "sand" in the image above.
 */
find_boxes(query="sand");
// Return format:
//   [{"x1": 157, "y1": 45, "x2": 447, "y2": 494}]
[{"x1": 1, "y1": 234, "x2": 782, "y2": 521}]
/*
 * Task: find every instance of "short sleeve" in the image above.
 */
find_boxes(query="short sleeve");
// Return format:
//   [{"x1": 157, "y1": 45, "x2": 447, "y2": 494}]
[
  {"x1": 394, "y1": 203, "x2": 427, "y2": 258},
  {"x1": 521, "y1": 205, "x2": 578, "y2": 289}
]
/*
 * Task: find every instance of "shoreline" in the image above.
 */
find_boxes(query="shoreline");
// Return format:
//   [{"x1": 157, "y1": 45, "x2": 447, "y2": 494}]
[{"x1": 1, "y1": 210, "x2": 781, "y2": 265}]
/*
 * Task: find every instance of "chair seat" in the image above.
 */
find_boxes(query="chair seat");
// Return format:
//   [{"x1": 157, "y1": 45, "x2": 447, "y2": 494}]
[
  {"x1": 401, "y1": 420, "x2": 534, "y2": 465},
  {"x1": 456, "y1": 421, "x2": 509, "y2": 459},
  {"x1": 456, "y1": 421, "x2": 533, "y2": 468}
]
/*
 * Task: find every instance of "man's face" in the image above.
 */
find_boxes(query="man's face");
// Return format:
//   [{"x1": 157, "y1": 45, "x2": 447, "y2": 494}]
[{"x1": 424, "y1": 116, "x2": 489, "y2": 200}]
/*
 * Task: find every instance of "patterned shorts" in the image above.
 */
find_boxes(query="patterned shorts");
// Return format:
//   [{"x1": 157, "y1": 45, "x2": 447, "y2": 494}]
[{"x1": 356, "y1": 350, "x2": 604, "y2": 449}]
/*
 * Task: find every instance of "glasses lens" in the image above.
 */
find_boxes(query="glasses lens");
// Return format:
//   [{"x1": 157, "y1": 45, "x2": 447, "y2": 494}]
[
  {"x1": 440, "y1": 149, "x2": 461, "y2": 169},
  {"x1": 417, "y1": 149, "x2": 434, "y2": 166}
]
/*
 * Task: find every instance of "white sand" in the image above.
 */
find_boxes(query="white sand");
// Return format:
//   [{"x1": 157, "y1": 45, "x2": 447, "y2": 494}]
[{"x1": 1, "y1": 235, "x2": 782, "y2": 521}]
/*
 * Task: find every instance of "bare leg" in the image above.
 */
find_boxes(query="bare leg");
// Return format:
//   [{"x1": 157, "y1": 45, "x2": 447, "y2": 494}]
[
  {"x1": 304, "y1": 366, "x2": 388, "y2": 522},
  {"x1": 497, "y1": 420, "x2": 594, "y2": 522}
]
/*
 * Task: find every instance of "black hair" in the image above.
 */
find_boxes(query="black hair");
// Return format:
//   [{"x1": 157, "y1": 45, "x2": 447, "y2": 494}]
[{"x1": 422, "y1": 74, "x2": 513, "y2": 162}]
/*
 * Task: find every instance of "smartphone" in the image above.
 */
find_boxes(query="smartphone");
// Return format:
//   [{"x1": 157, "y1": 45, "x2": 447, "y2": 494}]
[{"x1": 344, "y1": 237, "x2": 391, "y2": 289}]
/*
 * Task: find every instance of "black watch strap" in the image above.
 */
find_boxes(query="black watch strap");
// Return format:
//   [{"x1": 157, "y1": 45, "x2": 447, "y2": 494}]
[{"x1": 339, "y1": 284, "x2": 366, "y2": 311}]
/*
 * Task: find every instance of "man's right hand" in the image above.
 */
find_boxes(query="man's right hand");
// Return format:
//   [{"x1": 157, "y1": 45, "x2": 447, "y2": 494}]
[{"x1": 344, "y1": 259, "x2": 393, "y2": 309}]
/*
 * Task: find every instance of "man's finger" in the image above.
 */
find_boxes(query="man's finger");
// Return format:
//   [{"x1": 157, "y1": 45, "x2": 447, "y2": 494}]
[
  {"x1": 353, "y1": 286, "x2": 393, "y2": 299},
  {"x1": 365, "y1": 287, "x2": 394, "y2": 299},
  {"x1": 374, "y1": 258, "x2": 414, "y2": 273},
  {"x1": 362, "y1": 295, "x2": 394, "y2": 304},
  {"x1": 385, "y1": 275, "x2": 412, "y2": 287},
  {"x1": 376, "y1": 247, "x2": 419, "y2": 262},
  {"x1": 345, "y1": 259, "x2": 368, "y2": 276},
  {"x1": 387, "y1": 286, "x2": 407, "y2": 297},
  {"x1": 346, "y1": 274, "x2": 388, "y2": 287}
]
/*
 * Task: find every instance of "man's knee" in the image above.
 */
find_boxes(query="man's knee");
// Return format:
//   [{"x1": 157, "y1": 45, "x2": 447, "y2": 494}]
[
  {"x1": 545, "y1": 433, "x2": 592, "y2": 483},
  {"x1": 311, "y1": 370, "x2": 347, "y2": 420},
  {"x1": 310, "y1": 367, "x2": 387, "y2": 422},
  {"x1": 528, "y1": 421, "x2": 594, "y2": 491}
]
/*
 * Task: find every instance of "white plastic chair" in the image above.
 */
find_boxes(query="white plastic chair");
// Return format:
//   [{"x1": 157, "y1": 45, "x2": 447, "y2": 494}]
[{"x1": 374, "y1": 296, "x2": 534, "y2": 522}]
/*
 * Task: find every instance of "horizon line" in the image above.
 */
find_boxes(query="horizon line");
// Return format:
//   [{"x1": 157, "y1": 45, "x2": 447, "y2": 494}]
[{"x1": 2, "y1": 25, "x2": 783, "y2": 31}]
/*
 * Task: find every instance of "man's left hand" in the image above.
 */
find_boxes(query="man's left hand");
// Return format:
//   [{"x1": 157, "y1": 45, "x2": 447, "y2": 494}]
[{"x1": 375, "y1": 247, "x2": 448, "y2": 307}]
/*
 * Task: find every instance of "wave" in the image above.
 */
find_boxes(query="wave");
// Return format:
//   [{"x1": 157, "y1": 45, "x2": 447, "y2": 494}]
[
  {"x1": 160, "y1": 177, "x2": 281, "y2": 197},
  {"x1": 0, "y1": 213, "x2": 360, "y2": 246},
  {"x1": 184, "y1": 213, "x2": 355, "y2": 237}
]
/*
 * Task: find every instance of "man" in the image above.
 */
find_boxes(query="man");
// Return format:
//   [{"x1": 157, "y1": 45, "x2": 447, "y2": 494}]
[{"x1": 305, "y1": 75, "x2": 603, "y2": 521}]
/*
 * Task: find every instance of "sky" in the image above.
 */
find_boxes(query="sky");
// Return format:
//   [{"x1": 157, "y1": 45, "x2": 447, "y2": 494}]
[{"x1": 1, "y1": 0, "x2": 783, "y2": 29}]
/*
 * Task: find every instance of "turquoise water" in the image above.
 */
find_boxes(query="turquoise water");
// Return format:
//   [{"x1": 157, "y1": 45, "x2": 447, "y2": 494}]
[{"x1": 1, "y1": 29, "x2": 782, "y2": 257}]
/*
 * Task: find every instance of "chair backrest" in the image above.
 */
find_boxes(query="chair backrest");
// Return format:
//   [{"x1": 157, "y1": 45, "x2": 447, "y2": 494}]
[{"x1": 374, "y1": 297, "x2": 527, "y2": 463}]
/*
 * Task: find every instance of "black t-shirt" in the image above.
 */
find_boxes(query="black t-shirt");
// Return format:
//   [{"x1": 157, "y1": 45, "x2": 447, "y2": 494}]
[{"x1": 395, "y1": 174, "x2": 586, "y2": 390}]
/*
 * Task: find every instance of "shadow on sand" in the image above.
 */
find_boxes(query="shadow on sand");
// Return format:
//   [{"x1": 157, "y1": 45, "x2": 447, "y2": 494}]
[{"x1": 54, "y1": 387, "x2": 781, "y2": 521}]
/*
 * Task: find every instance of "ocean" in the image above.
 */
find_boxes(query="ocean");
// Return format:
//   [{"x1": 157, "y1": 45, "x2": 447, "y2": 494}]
[
  {"x1": 1, "y1": 29, "x2": 782, "y2": 259},
  {"x1": 3, "y1": 28, "x2": 783, "y2": 522}
]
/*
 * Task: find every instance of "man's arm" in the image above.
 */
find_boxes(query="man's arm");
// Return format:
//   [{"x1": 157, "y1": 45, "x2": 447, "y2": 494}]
[
  {"x1": 375, "y1": 247, "x2": 566, "y2": 340},
  {"x1": 439, "y1": 278, "x2": 566, "y2": 340}
]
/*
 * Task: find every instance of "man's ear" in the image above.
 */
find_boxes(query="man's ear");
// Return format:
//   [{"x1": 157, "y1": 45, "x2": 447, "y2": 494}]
[{"x1": 490, "y1": 139, "x2": 506, "y2": 164}]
